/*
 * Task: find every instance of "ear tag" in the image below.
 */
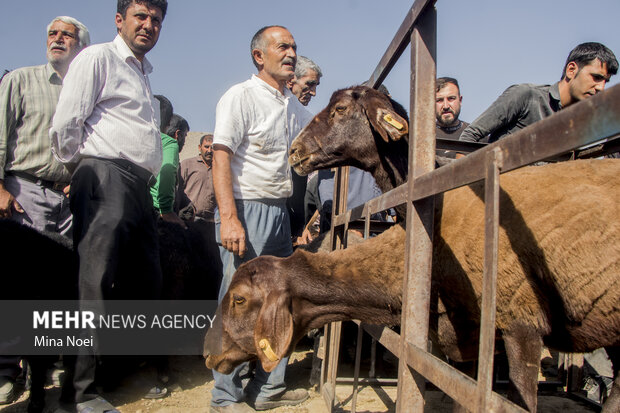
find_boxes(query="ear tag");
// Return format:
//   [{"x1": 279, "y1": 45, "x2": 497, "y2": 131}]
[
  {"x1": 259, "y1": 338, "x2": 280, "y2": 362},
  {"x1": 383, "y1": 114, "x2": 404, "y2": 131}
]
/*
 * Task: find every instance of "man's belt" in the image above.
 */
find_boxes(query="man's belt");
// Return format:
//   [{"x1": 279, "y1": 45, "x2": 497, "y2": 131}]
[{"x1": 6, "y1": 171, "x2": 67, "y2": 192}]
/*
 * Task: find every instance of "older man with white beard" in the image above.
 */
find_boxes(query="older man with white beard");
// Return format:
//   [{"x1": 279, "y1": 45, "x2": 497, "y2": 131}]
[{"x1": 0, "y1": 15, "x2": 89, "y2": 405}]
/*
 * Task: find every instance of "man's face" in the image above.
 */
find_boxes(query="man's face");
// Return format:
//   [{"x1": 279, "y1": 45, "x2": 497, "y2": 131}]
[
  {"x1": 46, "y1": 20, "x2": 81, "y2": 67},
  {"x1": 565, "y1": 59, "x2": 610, "y2": 106},
  {"x1": 435, "y1": 83, "x2": 462, "y2": 127},
  {"x1": 200, "y1": 138, "x2": 214, "y2": 164},
  {"x1": 291, "y1": 69, "x2": 320, "y2": 106},
  {"x1": 255, "y1": 27, "x2": 297, "y2": 85},
  {"x1": 115, "y1": 1, "x2": 163, "y2": 61}
]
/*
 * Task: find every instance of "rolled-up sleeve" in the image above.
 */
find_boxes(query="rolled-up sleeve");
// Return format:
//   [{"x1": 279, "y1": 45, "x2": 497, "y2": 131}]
[{"x1": 50, "y1": 51, "x2": 100, "y2": 164}]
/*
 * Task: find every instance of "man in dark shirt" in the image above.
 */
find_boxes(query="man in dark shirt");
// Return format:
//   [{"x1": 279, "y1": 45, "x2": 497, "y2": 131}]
[
  {"x1": 435, "y1": 77, "x2": 469, "y2": 159},
  {"x1": 460, "y1": 42, "x2": 618, "y2": 143},
  {"x1": 436, "y1": 77, "x2": 469, "y2": 140}
]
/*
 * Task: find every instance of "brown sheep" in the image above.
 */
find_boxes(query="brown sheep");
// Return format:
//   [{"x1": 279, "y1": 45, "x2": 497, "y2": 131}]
[{"x1": 205, "y1": 86, "x2": 620, "y2": 412}]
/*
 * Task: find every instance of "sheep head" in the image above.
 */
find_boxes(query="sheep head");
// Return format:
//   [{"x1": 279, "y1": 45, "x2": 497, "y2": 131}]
[
  {"x1": 204, "y1": 256, "x2": 298, "y2": 373},
  {"x1": 289, "y1": 86, "x2": 408, "y2": 177}
]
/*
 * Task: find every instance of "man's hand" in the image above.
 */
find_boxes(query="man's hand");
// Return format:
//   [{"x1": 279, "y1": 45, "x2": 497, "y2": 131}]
[
  {"x1": 220, "y1": 215, "x2": 247, "y2": 257},
  {"x1": 0, "y1": 182, "x2": 23, "y2": 218},
  {"x1": 63, "y1": 184, "x2": 70, "y2": 198},
  {"x1": 295, "y1": 228, "x2": 314, "y2": 246},
  {"x1": 161, "y1": 212, "x2": 188, "y2": 229},
  {"x1": 212, "y1": 145, "x2": 247, "y2": 258}
]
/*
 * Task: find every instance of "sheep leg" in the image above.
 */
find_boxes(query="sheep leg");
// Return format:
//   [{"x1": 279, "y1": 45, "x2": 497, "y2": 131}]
[
  {"x1": 502, "y1": 327, "x2": 542, "y2": 412},
  {"x1": 602, "y1": 346, "x2": 619, "y2": 413}
]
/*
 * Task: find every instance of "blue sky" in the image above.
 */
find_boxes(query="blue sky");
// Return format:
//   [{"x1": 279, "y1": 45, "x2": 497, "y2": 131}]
[{"x1": 1, "y1": 0, "x2": 618, "y2": 133}]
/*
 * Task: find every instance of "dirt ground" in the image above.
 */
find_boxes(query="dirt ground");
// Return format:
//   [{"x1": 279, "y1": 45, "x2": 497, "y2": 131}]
[{"x1": 0, "y1": 342, "x2": 600, "y2": 413}]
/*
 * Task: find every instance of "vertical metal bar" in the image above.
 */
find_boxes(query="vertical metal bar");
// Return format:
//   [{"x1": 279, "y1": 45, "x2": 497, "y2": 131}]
[
  {"x1": 396, "y1": 6, "x2": 437, "y2": 413},
  {"x1": 322, "y1": 165, "x2": 350, "y2": 411},
  {"x1": 319, "y1": 325, "x2": 328, "y2": 393},
  {"x1": 364, "y1": 205, "x2": 371, "y2": 240},
  {"x1": 351, "y1": 205, "x2": 372, "y2": 412},
  {"x1": 350, "y1": 324, "x2": 364, "y2": 413},
  {"x1": 476, "y1": 147, "x2": 503, "y2": 411},
  {"x1": 369, "y1": 339, "x2": 377, "y2": 378}
]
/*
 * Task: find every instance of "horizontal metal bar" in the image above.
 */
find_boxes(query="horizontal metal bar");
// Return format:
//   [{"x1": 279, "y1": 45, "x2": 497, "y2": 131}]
[
  {"x1": 436, "y1": 138, "x2": 487, "y2": 153},
  {"x1": 336, "y1": 377, "x2": 399, "y2": 386},
  {"x1": 347, "y1": 220, "x2": 394, "y2": 233},
  {"x1": 332, "y1": 186, "x2": 407, "y2": 227},
  {"x1": 367, "y1": 0, "x2": 435, "y2": 88},
  {"x1": 403, "y1": 342, "x2": 527, "y2": 413},
  {"x1": 575, "y1": 132, "x2": 620, "y2": 159},
  {"x1": 353, "y1": 321, "x2": 402, "y2": 359}
]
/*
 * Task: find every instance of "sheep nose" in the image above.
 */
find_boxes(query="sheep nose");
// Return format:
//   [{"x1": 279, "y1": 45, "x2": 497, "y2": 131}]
[{"x1": 289, "y1": 146, "x2": 299, "y2": 159}]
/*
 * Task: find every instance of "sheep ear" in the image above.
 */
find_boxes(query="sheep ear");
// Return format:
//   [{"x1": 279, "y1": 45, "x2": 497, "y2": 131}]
[
  {"x1": 366, "y1": 100, "x2": 409, "y2": 142},
  {"x1": 253, "y1": 290, "x2": 294, "y2": 372}
]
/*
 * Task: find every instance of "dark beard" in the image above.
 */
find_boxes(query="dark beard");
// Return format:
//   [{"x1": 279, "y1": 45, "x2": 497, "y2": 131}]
[{"x1": 436, "y1": 111, "x2": 461, "y2": 128}]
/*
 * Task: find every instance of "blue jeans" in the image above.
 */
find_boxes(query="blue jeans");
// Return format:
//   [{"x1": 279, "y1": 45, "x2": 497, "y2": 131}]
[{"x1": 211, "y1": 199, "x2": 293, "y2": 407}]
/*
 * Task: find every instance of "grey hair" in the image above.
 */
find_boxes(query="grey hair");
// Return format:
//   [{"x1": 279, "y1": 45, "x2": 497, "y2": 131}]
[
  {"x1": 295, "y1": 56, "x2": 322, "y2": 79},
  {"x1": 47, "y1": 16, "x2": 91, "y2": 49}
]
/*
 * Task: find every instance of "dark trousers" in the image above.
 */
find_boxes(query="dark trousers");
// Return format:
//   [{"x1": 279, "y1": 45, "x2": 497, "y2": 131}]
[{"x1": 68, "y1": 158, "x2": 162, "y2": 403}]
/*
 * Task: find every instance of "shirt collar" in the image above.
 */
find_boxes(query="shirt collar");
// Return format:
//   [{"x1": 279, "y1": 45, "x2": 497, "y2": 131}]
[
  {"x1": 549, "y1": 82, "x2": 561, "y2": 108},
  {"x1": 196, "y1": 155, "x2": 212, "y2": 168},
  {"x1": 436, "y1": 120, "x2": 462, "y2": 133},
  {"x1": 45, "y1": 63, "x2": 63, "y2": 85},
  {"x1": 251, "y1": 74, "x2": 290, "y2": 100},
  {"x1": 113, "y1": 34, "x2": 154, "y2": 75}
]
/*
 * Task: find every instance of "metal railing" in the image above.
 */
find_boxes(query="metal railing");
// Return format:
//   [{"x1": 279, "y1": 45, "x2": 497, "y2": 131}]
[{"x1": 317, "y1": 0, "x2": 620, "y2": 411}]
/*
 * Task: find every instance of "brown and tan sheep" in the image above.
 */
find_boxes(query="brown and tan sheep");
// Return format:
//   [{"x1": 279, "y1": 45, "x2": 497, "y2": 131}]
[{"x1": 205, "y1": 86, "x2": 620, "y2": 412}]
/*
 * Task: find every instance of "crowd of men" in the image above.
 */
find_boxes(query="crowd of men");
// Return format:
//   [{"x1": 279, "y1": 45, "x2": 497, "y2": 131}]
[{"x1": 0, "y1": 0, "x2": 618, "y2": 412}]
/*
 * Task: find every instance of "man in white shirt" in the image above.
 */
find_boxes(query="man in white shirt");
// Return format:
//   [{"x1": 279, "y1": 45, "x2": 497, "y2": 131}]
[
  {"x1": 211, "y1": 25, "x2": 311, "y2": 413},
  {"x1": 49, "y1": 1, "x2": 167, "y2": 411}
]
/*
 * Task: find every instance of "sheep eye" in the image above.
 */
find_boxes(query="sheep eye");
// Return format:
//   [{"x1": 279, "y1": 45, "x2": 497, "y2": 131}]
[
  {"x1": 335, "y1": 106, "x2": 346, "y2": 113},
  {"x1": 233, "y1": 295, "x2": 246, "y2": 305}
]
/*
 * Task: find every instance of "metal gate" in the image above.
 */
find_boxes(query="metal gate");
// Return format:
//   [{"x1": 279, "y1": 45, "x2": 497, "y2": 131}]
[{"x1": 316, "y1": 0, "x2": 620, "y2": 411}]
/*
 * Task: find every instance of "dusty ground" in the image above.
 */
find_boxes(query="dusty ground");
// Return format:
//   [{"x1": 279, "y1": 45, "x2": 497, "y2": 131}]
[{"x1": 0, "y1": 342, "x2": 600, "y2": 413}]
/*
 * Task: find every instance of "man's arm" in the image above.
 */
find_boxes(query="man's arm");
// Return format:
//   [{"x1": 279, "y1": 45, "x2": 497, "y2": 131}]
[
  {"x1": 0, "y1": 72, "x2": 23, "y2": 217},
  {"x1": 49, "y1": 51, "x2": 99, "y2": 164},
  {"x1": 157, "y1": 137, "x2": 186, "y2": 228},
  {"x1": 212, "y1": 144, "x2": 246, "y2": 257},
  {"x1": 459, "y1": 84, "x2": 528, "y2": 143}
]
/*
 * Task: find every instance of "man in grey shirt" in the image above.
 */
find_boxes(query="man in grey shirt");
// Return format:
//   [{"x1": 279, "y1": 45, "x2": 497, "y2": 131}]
[
  {"x1": 0, "y1": 16, "x2": 89, "y2": 235},
  {"x1": 0, "y1": 16, "x2": 89, "y2": 405},
  {"x1": 460, "y1": 42, "x2": 617, "y2": 143}
]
